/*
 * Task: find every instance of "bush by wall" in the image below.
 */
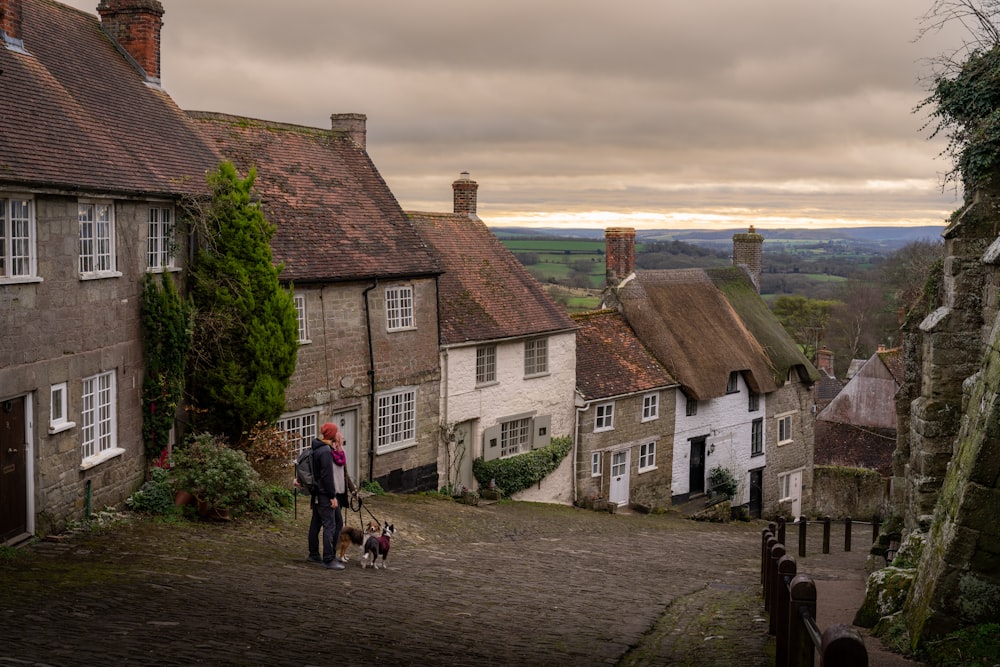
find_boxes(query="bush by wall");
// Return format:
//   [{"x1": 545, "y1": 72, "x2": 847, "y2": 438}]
[{"x1": 472, "y1": 436, "x2": 571, "y2": 496}]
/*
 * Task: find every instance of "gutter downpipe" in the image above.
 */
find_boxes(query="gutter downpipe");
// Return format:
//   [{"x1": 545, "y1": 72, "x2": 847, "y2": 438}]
[
  {"x1": 363, "y1": 279, "x2": 378, "y2": 482},
  {"x1": 574, "y1": 392, "x2": 589, "y2": 505}
]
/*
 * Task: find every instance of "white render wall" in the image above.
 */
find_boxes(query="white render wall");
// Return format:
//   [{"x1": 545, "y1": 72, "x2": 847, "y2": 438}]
[
  {"x1": 671, "y1": 373, "x2": 766, "y2": 505},
  {"x1": 440, "y1": 331, "x2": 577, "y2": 502}
]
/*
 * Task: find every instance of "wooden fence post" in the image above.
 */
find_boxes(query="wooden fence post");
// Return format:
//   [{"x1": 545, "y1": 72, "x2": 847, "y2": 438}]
[
  {"x1": 778, "y1": 515, "x2": 786, "y2": 545},
  {"x1": 774, "y1": 555, "x2": 797, "y2": 667},
  {"x1": 788, "y1": 574, "x2": 817, "y2": 667},
  {"x1": 844, "y1": 517, "x2": 852, "y2": 552},
  {"x1": 798, "y1": 516, "x2": 807, "y2": 557},
  {"x1": 762, "y1": 526, "x2": 775, "y2": 585},
  {"x1": 822, "y1": 516, "x2": 831, "y2": 554},
  {"x1": 872, "y1": 513, "x2": 880, "y2": 544},
  {"x1": 765, "y1": 535, "x2": 778, "y2": 612},
  {"x1": 768, "y1": 543, "x2": 786, "y2": 635},
  {"x1": 821, "y1": 624, "x2": 868, "y2": 667}
]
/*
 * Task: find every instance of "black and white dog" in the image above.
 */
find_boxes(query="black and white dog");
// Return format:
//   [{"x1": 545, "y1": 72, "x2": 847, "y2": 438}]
[{"x1": 361, "y1": 523, "x2": 395, "y2": 570}]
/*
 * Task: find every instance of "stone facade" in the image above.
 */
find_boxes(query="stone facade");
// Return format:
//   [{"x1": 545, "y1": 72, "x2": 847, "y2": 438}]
[{"x1": 763, "y1": 378, "x2": 815, "y2": 518}]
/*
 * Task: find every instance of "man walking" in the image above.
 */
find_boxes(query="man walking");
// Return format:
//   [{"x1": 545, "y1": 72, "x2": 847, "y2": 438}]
[{"x1": 307, "y1": 422, "x2": 345, "y2": 570}]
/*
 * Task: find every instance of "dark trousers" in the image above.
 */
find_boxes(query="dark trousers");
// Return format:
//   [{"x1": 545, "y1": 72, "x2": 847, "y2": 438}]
[{"x1": 308, "y1": 495, "x2": 343, "y2": 562}]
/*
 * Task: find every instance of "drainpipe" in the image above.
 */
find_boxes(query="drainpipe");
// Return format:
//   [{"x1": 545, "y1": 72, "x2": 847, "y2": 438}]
[
  {"x1": 573, "y1": 395, "x2": 589, "y2": 505},
  {"x1": 362, "y1": 279, "x2": 378, "y2": 482}
]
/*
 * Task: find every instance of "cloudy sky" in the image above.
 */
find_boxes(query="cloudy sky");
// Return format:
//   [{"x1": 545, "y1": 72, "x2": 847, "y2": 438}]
[{"x1": 66, "y1": 1, "x2": 968, "y2": 230}]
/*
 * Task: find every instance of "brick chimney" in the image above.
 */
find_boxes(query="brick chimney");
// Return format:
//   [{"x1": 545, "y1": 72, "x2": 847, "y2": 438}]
[
  {"x1": 605, "y1": 227, "x2": 636, "y2": 287},
  {"x1": 0, "y1": 0, "x2": 24, "y2": 51},
  {"x1": 816, "y1": 347, "x2": 834, "y2": 376},
  {"x1": 732, "y1": 225, "x2": 764, "y2": 292},
  {"x1": 330, "y1": 113, "x2": 367, "y2": 149},
  {"x1": 97, "y1": 0, "x2": 165, "y2": 82},
  {"x1": 453, "y1": 172, "x2": 479, "y2": 219}
]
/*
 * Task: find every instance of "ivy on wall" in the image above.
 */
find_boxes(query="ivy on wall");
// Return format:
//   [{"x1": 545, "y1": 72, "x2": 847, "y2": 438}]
[{"x1": 472, "y1": 435, "x2": 571, "y2": 496}]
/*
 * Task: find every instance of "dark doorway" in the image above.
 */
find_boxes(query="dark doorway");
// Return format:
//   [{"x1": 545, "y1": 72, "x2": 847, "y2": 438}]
[
  {"x1": 689, "y1": 437, "x2": 706, "y2": 494},
  {"x1": 1, "y1": 397, "x2": 28, "y2": 542},
  {"x1": 749, "y1": 468, "x2": 763, "y2": 519}
]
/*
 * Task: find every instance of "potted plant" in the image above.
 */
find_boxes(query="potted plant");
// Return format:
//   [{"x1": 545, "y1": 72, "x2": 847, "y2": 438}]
[{"x1": 170, "y1": 433, "x2": 259, "y2": 518}]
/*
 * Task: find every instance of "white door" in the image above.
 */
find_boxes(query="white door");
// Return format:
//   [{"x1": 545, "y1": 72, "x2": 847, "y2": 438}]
[
  {"x1": 332, "y1": 409, "x2": 359, "y2": 483},
  {"x1": 789, "y1": 470, "x2": 802, "y2": 519},
  {"x1": 609, "y1": 450, "x2": 630, "y2": 506},
  {"x1": 454, "y1": 420, "x2": 474, "y2": 492}
]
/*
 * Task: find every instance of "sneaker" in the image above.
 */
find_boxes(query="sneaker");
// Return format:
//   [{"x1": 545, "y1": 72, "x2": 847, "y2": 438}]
[
  {"x1": 323, "y1": 560, "x2": 345, "y2": 570},
  {"x1": 307, "y1": 554, "x2": 322, "y2": 564}
]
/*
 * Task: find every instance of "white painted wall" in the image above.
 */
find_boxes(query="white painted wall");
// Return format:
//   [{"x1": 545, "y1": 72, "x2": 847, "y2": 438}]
[
  {"x1": 671, "y1": 373, "x2": 766, "y2": 505},
  {"x1": 440, "y1": 330, "x2": 577, "y2": 503}
]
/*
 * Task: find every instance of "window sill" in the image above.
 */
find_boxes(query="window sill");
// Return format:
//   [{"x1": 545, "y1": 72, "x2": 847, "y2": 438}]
[
  {"x1": 298, "y1": 338, "x2": 312, "y2": 346},
  {"x1": 641, "y1": 416, "x2": 659, "y2": 423},
  {"x1": 0, "y1": 276, "x2": 43, "y2": 285},
  {"x1": 48, "y1": 421, "x2": 76, "y2": 435},
  {"x1": 638, "y1": 465, "x2": 657, "y2": 474},
  {"x1": 80, "y1": 271, "x2": 123, "y2": 281},
  {"x1": 145, "y1": 266, "x2": 180, "y2": 274},
  {"x1": 751, "y1": 451, "x2": 764, "y2": 458},
  {"x1": 375, "y1": 440, "x2": 417, "y2": 456},
  {"x1": 475, "y1": 380, "x2": 499, "y2": 389},
  {"x1": 387, "y1": 326, "x2": 417, "y2": 333},
  {"x1": 594, "y1": 427, "x2": 614, "y2": 434},
  {"x1": 778, "y1": 440, "x2": 793, "y2": 447},
  {"x1": 523, "y1": 372, "x2": 550, "y2": 380},
  {"x1": 80, "y1": 447, "x2": 125, "y2": 471}
]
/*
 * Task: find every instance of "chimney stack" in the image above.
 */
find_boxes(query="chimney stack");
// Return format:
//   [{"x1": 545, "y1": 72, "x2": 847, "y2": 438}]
[
  {"x1": 0, "y1": 0, "x2": 24, "y2": 51},
  {"x1": 732, "y1": 225, "x2": 764, "y2": 292},
  {"x1": 97, "y1": 0, "x2": 165, "y2": 82},
  {"x1": 452, "y1": 171, "x2": 479, "y2": 219},
  {"x1": 330, "y1": 113, "x2": 367, "y2": 149},
  {"x1": 605, "y1": 227, "x2": 636, "y2": 287},
  {"x1": 817, "y1": 347, "x2": 834, "y2": 376}
]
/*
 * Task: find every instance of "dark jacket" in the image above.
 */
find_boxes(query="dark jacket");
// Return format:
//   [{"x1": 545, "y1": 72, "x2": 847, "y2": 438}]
[{"x1": 310, "y1": 438, "x2": 336, "y2": 498}]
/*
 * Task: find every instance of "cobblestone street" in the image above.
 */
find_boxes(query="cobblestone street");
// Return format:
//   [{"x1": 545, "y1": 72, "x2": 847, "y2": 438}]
[{"x1": 1, "y1": 496, "x2": 776, "y2": 666}]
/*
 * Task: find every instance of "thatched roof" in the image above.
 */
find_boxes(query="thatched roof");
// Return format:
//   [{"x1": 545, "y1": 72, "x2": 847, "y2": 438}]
[{"x1": 616, "y1": 268, "x2": 817, "y2": 400}]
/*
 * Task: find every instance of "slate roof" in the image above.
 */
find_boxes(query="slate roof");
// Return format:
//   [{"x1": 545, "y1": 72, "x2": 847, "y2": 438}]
[
  {"x1": 616, "y1": 268, "x2": 817, "y2": 400},
  {"x1": 407, "y1": 211, "x2": 575, "y2": 345},
  {"x1": 189, "y1": 112, "x2": 440, "y2": 283},
  {"x1": 572, "y1": 310, "x2": 676, "y2": 401},
  {"x1": 0, "y1": 0, "x2": 220, "y2": 196}
]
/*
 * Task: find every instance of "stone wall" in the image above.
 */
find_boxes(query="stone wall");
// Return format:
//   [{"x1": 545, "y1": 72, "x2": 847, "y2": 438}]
[{"x1": 812, "y1": 465, "x2": 886, "y2": 520}]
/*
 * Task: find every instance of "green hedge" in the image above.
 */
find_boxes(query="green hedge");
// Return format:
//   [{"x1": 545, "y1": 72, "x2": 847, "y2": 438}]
[{"x1": 472, "y1": 436, "x2": 571, "y2": 496}]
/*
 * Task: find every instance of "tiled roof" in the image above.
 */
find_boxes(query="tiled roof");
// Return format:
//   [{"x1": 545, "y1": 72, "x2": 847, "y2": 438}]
[
  {"x1": 617, "y1": 269, "x2": 780, "y2": 400},
  {"x1": 877, "y1": 347, "x2": 904, "y2": 385},
  {"x1": 815, "y1": 420, "x2": 895, "y2": 476},
  {"x1": 0, "y1": 0, "x2": 220, "y2": 196},
  {"x1": 189, "y1": 113, "x2": 440, "y2": 283},
  {"x1": 407, "y1": 210, "x2": 575, "y2": 344},
  {"x1": 572, "y1": 310, "x2": 676, "y2": 401}
]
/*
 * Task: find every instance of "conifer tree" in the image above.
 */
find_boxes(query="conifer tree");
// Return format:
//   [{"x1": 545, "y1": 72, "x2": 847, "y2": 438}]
[{"x1": 187, "y1": 162, "x2": 298, "y2": 446}]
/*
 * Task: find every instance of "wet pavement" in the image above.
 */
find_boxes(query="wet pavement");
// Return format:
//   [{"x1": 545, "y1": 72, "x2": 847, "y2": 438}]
[{"x1": 0, "y1": 495, "x2": 918, "y2": 666}]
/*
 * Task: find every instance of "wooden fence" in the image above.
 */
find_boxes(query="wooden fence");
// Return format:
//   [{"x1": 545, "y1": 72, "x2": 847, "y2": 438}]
[{"x1": 761, "y1": 521, "x2": 869, "y2": 666}]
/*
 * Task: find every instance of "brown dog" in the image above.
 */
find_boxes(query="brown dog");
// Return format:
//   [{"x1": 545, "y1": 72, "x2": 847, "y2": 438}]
[{"x1": 337, "y1": 520, "x2": 379, "y2": 562}]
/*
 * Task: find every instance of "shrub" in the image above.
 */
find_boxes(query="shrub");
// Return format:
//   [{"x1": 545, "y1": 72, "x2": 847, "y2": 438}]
[
  {"x1": 125, "y1": 467, "x2": 176, "y2": 515},
  {"x1": 472, "y1": 436, "x2": 571, "y2": 496},
  {"x1": 170, "y1": 433, "x2": 259, "y2": 512},
  {"x1": 708, "y1": 465, "x2": 738, "y2": 499}
]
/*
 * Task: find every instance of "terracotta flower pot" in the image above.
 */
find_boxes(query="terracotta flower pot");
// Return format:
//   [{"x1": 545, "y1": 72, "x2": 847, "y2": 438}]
[{"x1": 174, "y1": 489, "x2": 195, "y2": 507}]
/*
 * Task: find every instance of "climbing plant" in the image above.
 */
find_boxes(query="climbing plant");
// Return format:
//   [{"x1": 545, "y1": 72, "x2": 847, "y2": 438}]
[
  {"x1": 140, "y1": 271, "x2": 190, "y2": 463},
  {"x1": 472, "y1": 436, "x2": 572, "y2": 496}
]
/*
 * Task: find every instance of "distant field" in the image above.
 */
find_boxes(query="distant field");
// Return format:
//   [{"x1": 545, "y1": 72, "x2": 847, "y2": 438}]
[{"x1": 503, "y1": 239, "x2": 608, "y2": 253}]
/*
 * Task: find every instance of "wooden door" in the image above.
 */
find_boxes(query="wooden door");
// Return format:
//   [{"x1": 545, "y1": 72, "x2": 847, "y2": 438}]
[
  {"x1": 1, "y1": 397, "x2": 28, "y2": 543},
  {"x1": 689, "y1": 437, "x2": 706, "y2": 494}
]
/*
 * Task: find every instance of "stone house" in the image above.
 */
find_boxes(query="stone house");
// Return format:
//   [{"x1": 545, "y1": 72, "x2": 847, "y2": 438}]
[
  {"x1": 602, "y1": 227, "x2": 818, "y2": 518},
  {"x1": 572, "y1": 310, "x2": 678, "y2": 510},
  {"x1": 815, "y1": 345, "x2": 902, "y2": 477},
  {"x1": 188, "y1": 112, "x2": 444, "y2": 493},
  {"x1": 406, "y1": 174, "x2": 577, "y2": 503},
  {"x1": 0, "y1": 0, "x2": 223, "y2": 541}
]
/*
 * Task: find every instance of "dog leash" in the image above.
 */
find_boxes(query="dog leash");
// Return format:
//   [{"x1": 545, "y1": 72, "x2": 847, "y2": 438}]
[{"x1": 349, "y1": 493, "x2": 383, "y2": 531}]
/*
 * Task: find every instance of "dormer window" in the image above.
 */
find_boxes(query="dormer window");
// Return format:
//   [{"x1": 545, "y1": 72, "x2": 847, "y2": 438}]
[{"x1": 726, "y1": 371, "x2": 739, "y2": 394}]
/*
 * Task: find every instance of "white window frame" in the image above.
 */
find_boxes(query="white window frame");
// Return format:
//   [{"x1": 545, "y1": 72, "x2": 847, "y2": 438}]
[
  {"x1": 277, "y1": 410, "x2": 319, "y2": 456},
  {"x1": 49, "y1": 382, "x2": 75, "y2": 434},
  {"x1": 79, "y1": 201, "x2": 118, "y2": 278},
  {"x1": 778, "y1": 472, "x2": 792, "y2": 501},
  {"x1": 726, "y1": 371, "x2": 739, "y2": 394},
  {"x1": 500, "y1": 416, "x2": 532, "y2": 458},
  {"x1": 293, "y1": 293, "x2": 310, "y2": 343},
  {"x1": 777, "y1": 413, "x2": 793, "y2": 445},
  {"x1": 476, "y1": 345, "x2": 497, "y2": 386},
  {"x1": 638, "y1": 441, "x2": 656, "y2": 472},
  {"x1": 594, "y1": 402, "x2": 615, "y2": 432},
  {"x1": 385, "y1": 285, "x2": 415, "y2": 331},
  {"x1": 523, "y1": 337, "x2": 548, "y2": 377},
  {"x1": 146, "y1": 205, "x2": 175, "y2": 271},
  {"x1": 748, "y1": 390, "x2": 760, "y2": 412},
  {"x1": 591, "y1": 451, "x2": 601, "y2": 477},
  {"x1": 80, "y1": 370, "x2": 123, "y2": 469},
  {"x1": 376, "y1": 386, "x2": 417, "y2": 453},
  {"x1": 641, "y1": 392, "x2": 659, "y2": 422},
  {"x1": 686, "y1": 395, "x2": 698, "y2": 417},
  {"x1": 0, "y1": 196, "x2": 38, "y2": 281}
]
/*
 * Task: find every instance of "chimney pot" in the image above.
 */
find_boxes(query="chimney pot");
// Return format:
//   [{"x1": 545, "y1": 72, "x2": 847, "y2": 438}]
[
  {"x1": 97, "y1": 0, "x2": 165, "y2": 82},
  {"x1": 605, "y1": 227, "x2": 636, "y2": 286},
  {"x1": 732, "y1": 225, "x2": 764, "y2": 293},
  {"x1": 330, "y1": 113, "x2": 367, "y2": 149},
  {"x1": 453, "y1": 171, "x2": 479, "y2": 219}
]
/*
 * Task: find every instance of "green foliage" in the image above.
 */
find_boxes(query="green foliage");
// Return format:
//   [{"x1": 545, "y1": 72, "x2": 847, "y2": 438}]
[
  {"x1": 244, "y1": 484, "x2": 294, "y2": 519},
  {"x1": 360, "y1": 479, "x2": 385, "y2": 495},
  {"x1": 923, "y1": 623, "x2": 1000, "y2": 667},
  {"x1": 140, "y1": 272, "x2": 191, "y2": 462},
  {"x1": 170, "y1": 433, "x2": 260, "y2": 512},
  {"x1": 708, "y1": 465, "x2": 738, "y2": 499},
  {"x1": 125, "y1": 467, "x2": 177, "y2": 515},
  {"x1": 921, "y1": 44, "x2": 1000, "y2": 194},
  {"x1": 472, "y1": 436, "x2": 571, "y2": 496},
  {"x1": 771, "y1": 295, "x2": 836, "y2": 359},
  {"x1": 187, "y1": 162, "x2": 299, "y2": 446}
]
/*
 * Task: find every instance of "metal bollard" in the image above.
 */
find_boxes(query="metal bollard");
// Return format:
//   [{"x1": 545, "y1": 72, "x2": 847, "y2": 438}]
[
  {"x1": 798, "y1": 516, "x2": 807, "y2": 558},
  {"x1": 845, "y1": 517, "x2": 852, "y2": 552},
  {"x1": 777, "y1": 515, "x2": 786, "y2": 545},
  {"x1": 822, "y1": 516, "x2": 831, "y2": 554}
]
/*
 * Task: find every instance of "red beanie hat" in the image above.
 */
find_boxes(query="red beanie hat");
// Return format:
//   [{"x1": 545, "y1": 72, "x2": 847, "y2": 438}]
[{"x1": 321, "y1": 422, "x2": 338, "y2": 440}]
